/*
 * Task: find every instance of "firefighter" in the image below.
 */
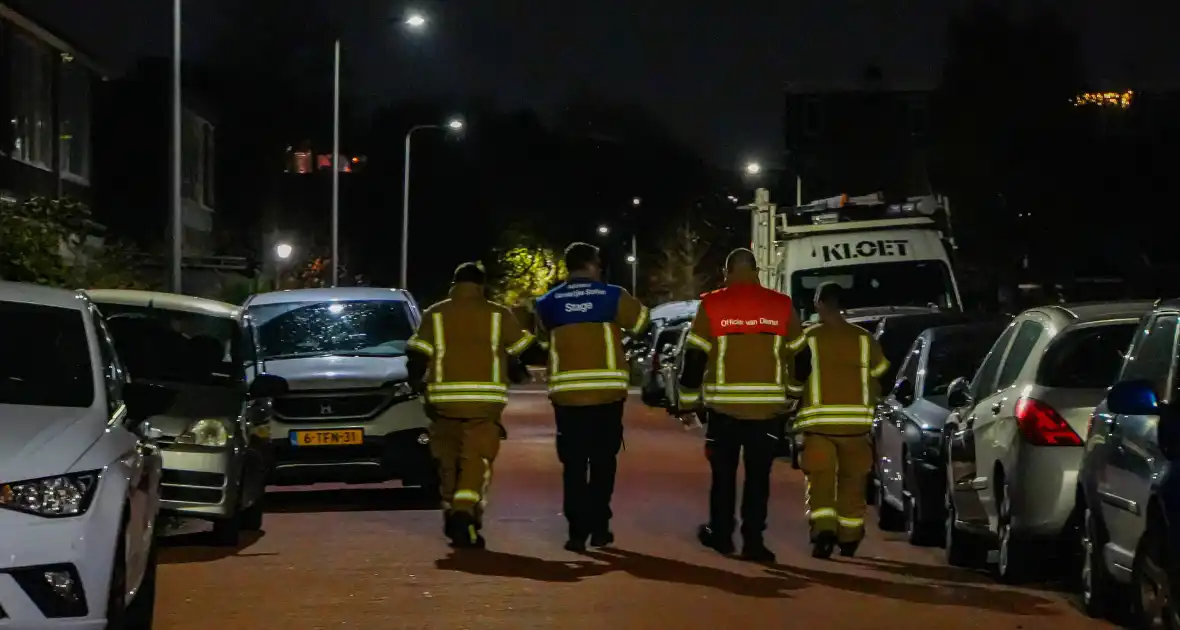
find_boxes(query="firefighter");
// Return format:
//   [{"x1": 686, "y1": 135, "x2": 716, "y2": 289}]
[
  {"x1": 677, "y1": 248, "x2": 803, "y2": 563},
  {"x1": 534, "y1": 242, "x2": 650, "y2": 552},
  {"x1": 787, "y1": 282, "x2": 889, "y2": 559},
  {"x1": 406, "y1": 262, "x2": 536, "y2": 548}
]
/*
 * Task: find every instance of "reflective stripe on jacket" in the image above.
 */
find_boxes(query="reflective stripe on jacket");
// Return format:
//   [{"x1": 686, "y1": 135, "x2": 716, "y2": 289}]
[
  {"x1": 406, "y1": 282, "x2": 534, "y2": 418},
  {"x1": 787, "y1": 320, "x2": 889, "y2": 435},
  {"x1": 534, "y1": 279, "x2": 649, "y2": 406},
  {"x1": 678, "y1": 277, "x2": 803, "y2": 420}
]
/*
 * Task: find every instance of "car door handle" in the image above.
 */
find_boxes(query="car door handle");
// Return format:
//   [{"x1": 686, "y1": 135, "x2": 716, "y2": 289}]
[{"x1": 991, "y1": 401, "x2": 1003, "y2": 414}]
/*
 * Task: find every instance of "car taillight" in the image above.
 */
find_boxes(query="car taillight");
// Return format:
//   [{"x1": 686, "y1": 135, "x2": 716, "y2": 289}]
[{"x1": 1014, "y1": 398, "x2": 1083, "y2": 446}]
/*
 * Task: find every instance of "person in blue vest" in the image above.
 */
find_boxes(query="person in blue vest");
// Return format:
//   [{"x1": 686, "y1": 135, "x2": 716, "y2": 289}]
[{"x1": 534, "y1": 242, "x2": 651, "y2": 551}]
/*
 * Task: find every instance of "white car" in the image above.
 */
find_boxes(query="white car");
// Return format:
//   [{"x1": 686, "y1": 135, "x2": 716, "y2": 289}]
[{"x1": 0, "y1": 281, "x2": 168, "y2": 629}]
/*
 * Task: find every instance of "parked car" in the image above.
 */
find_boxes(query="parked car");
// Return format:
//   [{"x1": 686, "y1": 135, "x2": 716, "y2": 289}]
[
  {"x1": 1079, "y1": 301, "x2": 1180, "y2": 625},
  {"x1": 241, "y1": 288, "x2": 435, "y2": 492},
  {"x1": 88, "y1": 289, "x2": 288, "y2": 546},
  {"x1": 872, "y1": 311, "x2": 974, "y2": 386},
  {"x1": 943, "y1": 301, "x2": 1150, "y2": 582},
  {"x1": 872, "y1": 321, "x2": 1007, "y2": 544},
  {"x1": 640, "y1": 320, "x2": 691, "y2": 408},
  {"x1": 0, "y1": 281, "x2": 169, "y2": 628}
]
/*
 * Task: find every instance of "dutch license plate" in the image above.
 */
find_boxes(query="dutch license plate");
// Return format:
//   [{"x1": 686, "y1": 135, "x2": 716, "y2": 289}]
[{"x1": 289, "y1": 429, "x2": 364, "y2": 446}]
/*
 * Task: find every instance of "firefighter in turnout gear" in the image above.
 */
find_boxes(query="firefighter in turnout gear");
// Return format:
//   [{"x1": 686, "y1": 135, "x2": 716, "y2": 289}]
[
  {"x1": 406, "y1": 262, "x2": 536, "y2": 548},
  {"x1": 677, "y1": 248, "x2": 803, "y2": 563},
  {"x1": 533, "y1": 242, "x2": 650, "y2": 552},
  {"x1": 788, "y1": 282, "x2": 889, "y2": 559}
]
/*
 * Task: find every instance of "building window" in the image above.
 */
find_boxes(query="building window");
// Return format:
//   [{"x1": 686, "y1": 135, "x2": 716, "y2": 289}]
[
  {"x1": 59, "y1": 55, "x2": 91, "y2": 182},
  {"x1": 9, "y1": 33, "x2": 54, "y2": 169},
  {"x1": 201, "y1": 123, "x2": 215, "y2": 209},
  {"x1": 803, "y1": 97, "x2": 823, "y2": 136}
]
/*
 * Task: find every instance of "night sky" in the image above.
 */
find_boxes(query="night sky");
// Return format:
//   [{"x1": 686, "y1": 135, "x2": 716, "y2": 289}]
[{"x1": 26, "y1": 0, "x2": 1180, "y2": 166}]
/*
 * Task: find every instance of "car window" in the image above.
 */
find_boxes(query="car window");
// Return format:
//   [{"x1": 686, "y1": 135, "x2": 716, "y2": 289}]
[
  {"x1": 249, "y1": 299, "x2": 415, "y2": 360},
  {"x1": 97, "y1": 303, "x2": 242, "y2": 386},
  {"x1": 654, "y1": 328, "x2": 681, "y2": 355},
  {"x1": 0, "y1": 301, "x2": 94, "y2": 408},
  {"x1": 970, "y1": 322, "x2": 1018, "y2": 399},
  {"x1": 995, "y1": 320, "x2": 1045, "y2": 390},
  {"x1": 1120, "y1": 315, "x2": 1178, "y2": 397},
  {"x1": 925, "y1": 331, "x2": 1000, "y2": 399},
  {"x1": 91, "y1": 310, "x2": 125, "y2": 414},
  {"x1": 1037, "y1": 323, "x2": 1136, "y2": 389},
  {"x1": 894, "y1": 338, "x2": 922, "y2": 391}
]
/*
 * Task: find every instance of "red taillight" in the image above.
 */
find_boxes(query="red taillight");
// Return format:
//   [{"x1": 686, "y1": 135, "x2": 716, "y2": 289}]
[{"x1": 1014, "y1": 398, "x2": 1083, "y2": 446}]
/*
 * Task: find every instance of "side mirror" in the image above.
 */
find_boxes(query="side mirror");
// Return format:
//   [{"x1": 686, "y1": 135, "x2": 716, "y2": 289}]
[
  {"x1": 248, "y1": 373, "x2": 290, "y2": 398},
  {"x1": 894, "y1": 377, "x2": 915, "y2": 406},
  {"x1": 1106, "y1": 379, "x2": 1160, "y2": 416},
  {"x1": 123, "y1": 381, "x2": 175, "y2": 423},
  {"x1": 946, "y1": 377, "x2": 972, "y2": 409}
]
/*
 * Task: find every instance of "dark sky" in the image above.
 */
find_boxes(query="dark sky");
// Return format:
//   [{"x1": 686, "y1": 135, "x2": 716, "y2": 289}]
[{"x1": 26, "y1": 0, "x2": 1180, "y2": 166}]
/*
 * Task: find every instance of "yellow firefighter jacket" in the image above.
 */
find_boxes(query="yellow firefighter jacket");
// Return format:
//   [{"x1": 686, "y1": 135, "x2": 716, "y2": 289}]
[
  {"x1": 533, "y1": 278, "x2": 649, "y2": 406},
  {"x1": 787, "y1": 319, "x2": 889, "y2": 435},
  {"x1": 406, "y1": 282, "x2": 535, "y2": 418},
  {"x1": 678, "y1": 275, "x2": 804, "y2": 420}
]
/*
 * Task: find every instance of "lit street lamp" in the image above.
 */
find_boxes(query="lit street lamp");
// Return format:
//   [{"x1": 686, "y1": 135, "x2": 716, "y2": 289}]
[
  {"x1": 631, "y1": 197, "x2": 641, "y2": 206},
  {"x1": 744, "y1": 161, "x2": 762, "y2": 175},
  {"x1": 743, "y1": 159, "x2": 802, "y2": 206},
  {"x1": 400, "y1": 116, "x2": 465, "y2": 290},
  {"x1": 597, "y1": 225, "x2": 610, "y2": 235},
  {"x1": 626, "y1": 254, "x2": 637, "y2": 264},
  {"x1": 275, "y1": 243, "x2": 293, "y2": 260},
  {"x1": 405, "y1": 13, "x2": 426, "y2": 28}
]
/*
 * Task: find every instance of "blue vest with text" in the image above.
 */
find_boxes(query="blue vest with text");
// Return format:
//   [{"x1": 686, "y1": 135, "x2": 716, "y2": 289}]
[{"x1": 535, "y1": 280, "x2": 622, "y2": 329}]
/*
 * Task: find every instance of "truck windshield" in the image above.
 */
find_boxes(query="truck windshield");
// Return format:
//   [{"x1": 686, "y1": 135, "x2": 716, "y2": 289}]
[
  {"x1": 791, "y1": 260, "x2": 958, "y2": 319},
  {"x1": 248, "y1": 300, "x2": 413, "y2": 360}
]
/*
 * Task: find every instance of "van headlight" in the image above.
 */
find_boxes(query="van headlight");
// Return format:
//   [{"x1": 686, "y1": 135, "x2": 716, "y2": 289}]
[
  {"x1": 0, "y1": 471, "x2": 100, "y2": 517},
  {"x1": 177, "y1": 418, "x2": 231, "y2": 447}
]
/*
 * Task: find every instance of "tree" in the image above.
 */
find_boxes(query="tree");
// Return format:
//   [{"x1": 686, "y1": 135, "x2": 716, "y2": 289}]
[
  {"x1": 647, "y1": 220, "x2": 709, "y2": 304},
  {"x1": 487, "y1": 246, "x2": 566, "y2": 307}
]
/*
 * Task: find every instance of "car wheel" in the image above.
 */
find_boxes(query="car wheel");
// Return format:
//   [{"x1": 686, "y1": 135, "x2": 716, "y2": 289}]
[
  {"x1": 1082, "y1": 504, "x2": 1126, "y2": 619},
  {"x1": 1131, "y1": 516, "x2": 1180, "y2": 629},
  {"x1": 106, "y1": 510, "x2": 157, "y2": 630},
  {"x1": 211, "y1": 511, "x2": 242, "y2": 547},
  {"x1": 994, "y1": 479, "x2": 1033, "y2": 584},
  {"x1": 944, "y1": 462, "x2": 985, "y2": 567},
  {"x1": 875, "y1": 461, "x2": 905, "y2": 531},
  {"x1": 903, "y1": 456, "x2": 940, "y2": 546},
  {"x1": 240, "y1": 494, "x2": 265, "y2": 532}
]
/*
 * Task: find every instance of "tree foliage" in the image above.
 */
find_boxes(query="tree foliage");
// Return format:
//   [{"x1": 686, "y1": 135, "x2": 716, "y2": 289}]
[
  {"x1": 0, "y1": 195, "x2": 147, "y2": 289},
  {"x1": 647, "y1": 219, "x2": 709, "y2": 304},
  {"x1": 487, "y1": 246, "x2": 566, "y2": 307}
]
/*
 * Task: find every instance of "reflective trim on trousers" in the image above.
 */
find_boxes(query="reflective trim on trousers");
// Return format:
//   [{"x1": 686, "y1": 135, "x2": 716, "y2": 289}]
[{"x1": 549, "y1": 379, "x2": 629, "y2": 393}]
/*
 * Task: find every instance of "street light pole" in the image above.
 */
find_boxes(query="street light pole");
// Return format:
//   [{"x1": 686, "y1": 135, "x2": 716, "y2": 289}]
[
  {"x1": 400, "y1": 119, "x2": 463, "y2": 290},
  {"x1": 630, "y1": 234, "x2": 637, "y2": 294},
  {"x1": 330, "y1": 38, "x2": 341, "y2": 287},
  {"x1": 169, "y1": 0, "x2": 182, "y2": 293}
]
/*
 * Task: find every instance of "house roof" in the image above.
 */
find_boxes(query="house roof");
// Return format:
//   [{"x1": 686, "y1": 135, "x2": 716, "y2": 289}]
[{"x1": 0, "y1": 2, "x2": 110, "y2": 78}]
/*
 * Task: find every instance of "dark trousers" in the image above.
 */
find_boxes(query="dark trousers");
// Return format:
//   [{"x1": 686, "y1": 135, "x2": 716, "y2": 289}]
[
  {"x1": 554, "y1": 400, "x2": 626, "y2": 538},
  {"x1": 705, "y1": 411, "x2": 780, "y2": 541}
]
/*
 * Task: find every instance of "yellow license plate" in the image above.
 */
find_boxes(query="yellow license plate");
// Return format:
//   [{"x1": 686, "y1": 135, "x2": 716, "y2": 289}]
[{"x1": 289, "y1": 429, "x2": 364, "y2": 446}]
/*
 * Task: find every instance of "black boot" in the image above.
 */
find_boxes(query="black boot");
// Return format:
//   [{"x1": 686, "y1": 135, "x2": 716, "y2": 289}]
[
  {"x1": 446, "y1": 512, "x2": 484, "y2": 549},
  {"x1": 697, "y1": 524, "x2": 736, "y2": 555},
  {"x1": 838, "y1": 539, "x2": 860, "y2": 558},
  {"x1": 564, "y1": 528, "x2": 589, "y2": 552},
  {"x1": 811, "y1": 531, "x2": 837, "y2": 559},
  {"x1": 740, "y1": 538, "x2": 777, "y2": 564},
  {"x1": 590, "y1": 530, "x2": 614, "y2": 548}
]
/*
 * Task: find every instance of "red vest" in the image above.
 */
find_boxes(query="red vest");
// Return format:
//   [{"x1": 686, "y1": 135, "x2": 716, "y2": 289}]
[{"x1": 700, "y1": 282, "x2": 794, "y2": 337}]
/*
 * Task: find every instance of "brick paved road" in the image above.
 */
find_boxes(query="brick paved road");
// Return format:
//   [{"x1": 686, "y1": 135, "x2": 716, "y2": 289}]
[{"x1": 153, "y1": 393, "x2": 1116, "y2": 630}]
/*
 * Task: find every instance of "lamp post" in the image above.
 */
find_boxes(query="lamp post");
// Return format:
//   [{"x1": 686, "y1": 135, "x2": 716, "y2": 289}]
[
  {"x1": 595, "y1": 222, "x2": 638, "y2": 295},
  {"x1": 331, "y1": 12, "x2": 430, "y2": 287},
  {"x1": 400, "y1": 117, "x2": 464, "y2": 290},
  {"x1": 273, "y1": 243, "x2": 293, "y2": 291},
  {"x1": 745, "y1": 160, "x2": 802, "y2": 206},
  {"x1": 169, "y1": 0, "x2": 182, "y2": 293}
]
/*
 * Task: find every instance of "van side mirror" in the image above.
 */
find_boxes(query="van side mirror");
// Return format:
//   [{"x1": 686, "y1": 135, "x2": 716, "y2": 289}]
[
  {"x1": 1106, "y1": 379, "x2": 1160, "y2": 416},
  {"x1": 893, "y1": 377, "x2": 915, "y2": 406},
  {"x1": 123, "y1": 381, "x2": 175, "y2": 424},
  {"x1": 248, "y1": 373, "x2": 289, "y2": 398},
  {"x1": 946, "y1": 377, "x2": 972, "y2": 409}
]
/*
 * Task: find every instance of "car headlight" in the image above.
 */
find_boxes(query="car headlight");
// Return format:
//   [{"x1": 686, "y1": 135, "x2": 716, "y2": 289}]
[
  {"x1": 177, "y1": 418, "x2": 230, "y2": 447},
  {"x1": 0, "y1": 471, "x2": 100, "y2": 517}
]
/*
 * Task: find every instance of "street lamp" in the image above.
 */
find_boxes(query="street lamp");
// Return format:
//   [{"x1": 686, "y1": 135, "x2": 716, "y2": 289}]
[
  {"x1": 631, "y1": 197, "x2": 641, "y2": 206},
  {"x1": 744, "y1": 161, "x2": 762, "y2": 175},
  {"x1": 275, "y1": 243, "x2": 293, "y2": 260},
  {"x1": 332, "y1": 16, "x2": 429, "y2": 287},
  {"x1": 596, "y1": 225, "x2": 610, "y2": 235},
  {"x1": 743, "y1": 159, "x2": 802, "y2": 206},
  {"x1": 626, "y1": 254, "x2": 637, "y2": 264},
  {"x1": 400, "y1": 116, "x2": 465, "y2": 290}
]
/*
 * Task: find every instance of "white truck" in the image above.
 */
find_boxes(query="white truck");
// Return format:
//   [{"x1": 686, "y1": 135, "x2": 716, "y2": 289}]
[{"x1": 747, "y1": 189, "x2": 962, "y2": 326}]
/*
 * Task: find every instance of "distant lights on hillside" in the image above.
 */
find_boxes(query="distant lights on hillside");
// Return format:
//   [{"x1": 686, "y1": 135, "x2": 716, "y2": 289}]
[{"x1": 1073, "y1": 90, "x2": 1133, "y2": 109}]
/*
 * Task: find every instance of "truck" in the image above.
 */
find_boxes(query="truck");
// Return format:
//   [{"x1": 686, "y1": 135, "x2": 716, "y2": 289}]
[{"x1": 747, "y1": 188, "x2": 962, "y2": 331}]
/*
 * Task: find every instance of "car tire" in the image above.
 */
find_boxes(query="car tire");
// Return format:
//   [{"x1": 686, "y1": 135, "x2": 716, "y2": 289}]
[
  {"x1": 106, "y1": 509, "x2": 157, "y2": 630},
  {"x1": 211, "y1": 511, "x2": 242, "y2": 547},
  {"x1": 875, "y1": 461, "x2": 905, "y2": 531},
  {"x1": 1130, "y1": 514, "x2": 1180, "y2": 628},
  {"x1": 994, "y1": 478, "x2": 1033, "y2": 584},
  {"x1": 240, "y1": 494, "x2": 265, "y2": 532},
  {"x1": 944, "y1": 461, "x2": 986, "y2": 567},
  {"x1": 1081, "y1": 504, "x2": 1126, "y2": 619},
  {"x1": 903, "y1": 456, "x2": 941, "y2": 546}
]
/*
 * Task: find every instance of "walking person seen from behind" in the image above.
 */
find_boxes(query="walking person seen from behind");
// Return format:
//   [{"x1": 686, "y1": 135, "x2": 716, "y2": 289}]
[{"x1": 533, "y1": 242, "x2": 650, "y2": 551}]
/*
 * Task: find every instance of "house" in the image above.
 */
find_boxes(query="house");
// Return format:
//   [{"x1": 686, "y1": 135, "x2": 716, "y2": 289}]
[{"x1": 0, "y1": 3, "x2": 106, "y2": 205}]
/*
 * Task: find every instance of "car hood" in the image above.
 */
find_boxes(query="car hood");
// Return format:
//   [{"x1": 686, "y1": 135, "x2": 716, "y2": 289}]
[
  {"x1": 142, "y1": 384, "x2": 245, "y2": 437},
  {"x1": 258, "y1": 355, "x2": 408, "y2": 391},
  {"x1": 0, "y1": 404, "x2": 106, "y2": 482}
]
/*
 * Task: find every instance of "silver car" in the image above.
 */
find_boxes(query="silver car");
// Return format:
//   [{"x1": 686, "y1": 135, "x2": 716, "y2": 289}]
[
  {"x1": 242, "y1": 287, "x2": 436, "y2": 491},
  {"x1": 88, "y1": 289, "x2": 288, "y2": 546},
  {"x1": 944, "y1": 301, "x2": 1150, "y2": 582}
]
